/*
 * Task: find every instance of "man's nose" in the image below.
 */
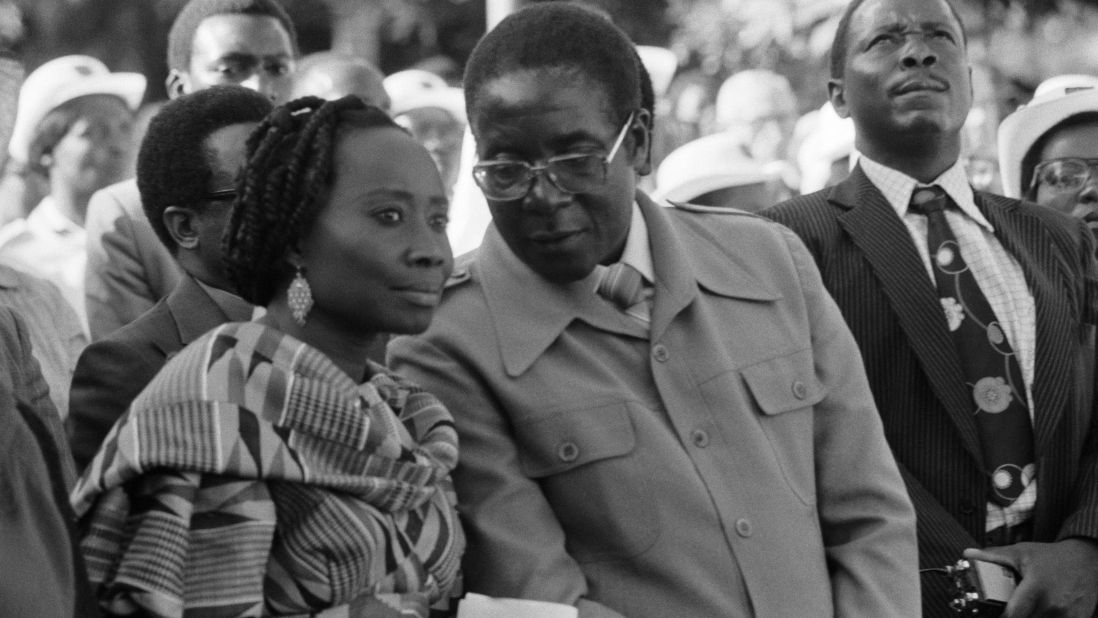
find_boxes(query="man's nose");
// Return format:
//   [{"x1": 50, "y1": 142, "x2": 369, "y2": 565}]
[
  {"x1": 523, "y1": 170, "x2": 571, "y2": 213},
  {"x1": 901, "y1": 35, "x2": 937, "y2": 69}
]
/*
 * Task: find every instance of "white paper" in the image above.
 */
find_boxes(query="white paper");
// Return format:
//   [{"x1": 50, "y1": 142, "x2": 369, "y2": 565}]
[{"x1": 456, "y1": 593, "x2": 579, "y2": 618}]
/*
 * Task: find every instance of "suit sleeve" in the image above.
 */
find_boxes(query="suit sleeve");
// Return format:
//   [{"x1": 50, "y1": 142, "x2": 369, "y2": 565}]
[
  {"x1": 779, "y1": 225, "x2": 922, "y2": 616},
  {"x1": 1057, "y1": 218, "x2": 1098, "y2": 543},
  {"x1": 388, "y1": 336, "x2": 627, "y2": 618},
  {"x1": 1, "y1": 392, "x2": 96, "y2": 617},
  {"x1": 67, "y1": 336, "x2": 160, "y2": 472},
  {"x1": 85, "y1": 186, "x2": 182, "y2": 341}
]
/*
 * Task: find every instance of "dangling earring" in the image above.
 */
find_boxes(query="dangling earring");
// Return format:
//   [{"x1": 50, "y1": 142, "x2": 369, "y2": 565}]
[{"x1": 287, "y1": 265, "x2": 313, "y2": 326}]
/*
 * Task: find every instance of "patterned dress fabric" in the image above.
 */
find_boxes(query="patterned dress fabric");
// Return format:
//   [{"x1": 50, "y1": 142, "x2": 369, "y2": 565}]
[
  {"x1": 71, "y1": 322, "x2": 463, "y2": 617},
  {"x1": 909, "y1": 186, "x2": 1036, "y2": 506}
]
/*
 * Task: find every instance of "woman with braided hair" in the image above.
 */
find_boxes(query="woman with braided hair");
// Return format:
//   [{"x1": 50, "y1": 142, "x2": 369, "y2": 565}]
[{"x1": 72, "y1": 95, "x2": 462, "y2": 617}]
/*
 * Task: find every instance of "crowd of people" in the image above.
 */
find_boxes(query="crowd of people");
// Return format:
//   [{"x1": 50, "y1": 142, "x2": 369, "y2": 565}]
[{"x1": 2, "y1": 0, "x2": 1098, "y2": 616}]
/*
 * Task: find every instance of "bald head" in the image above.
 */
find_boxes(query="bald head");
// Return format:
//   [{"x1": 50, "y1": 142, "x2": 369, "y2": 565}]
[{"x1": 289, "y1": 51, "x2": 389, "y2": 110}]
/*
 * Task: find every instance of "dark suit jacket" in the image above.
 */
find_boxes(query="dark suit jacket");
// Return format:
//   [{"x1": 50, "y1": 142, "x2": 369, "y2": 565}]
[
  {"x1": 764, "y1": 165, "x2": 1098, "y2": 616},
  {"x1": 67, "y1": 275, "x2": 252, "y2": 471}
]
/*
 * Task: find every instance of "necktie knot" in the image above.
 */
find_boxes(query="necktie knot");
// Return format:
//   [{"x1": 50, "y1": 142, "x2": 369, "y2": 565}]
[
  {"x1": 909, "y1": 185, "x2": 948, "y2": 216},
  {"x1": 597, "y1": 262, "x2": 645, "y2": 311}
]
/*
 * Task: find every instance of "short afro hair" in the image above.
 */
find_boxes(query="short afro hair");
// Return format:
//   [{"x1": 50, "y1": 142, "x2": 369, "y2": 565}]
[
  {"x1": 137, "y1": 85, "x2": 272, "y2": 253},
  {"x1": 223, "y1": 96, "x2": 401, "y2": 306},
  {"x1": 463, "y1": 3, "x2": 643, "y2": 130},
  {"x1": 167, "y1": 0, "x2": 299, "y2": 72},
  {"x1": 829, "y1": 0, "x2": 967, "y2": 79}
]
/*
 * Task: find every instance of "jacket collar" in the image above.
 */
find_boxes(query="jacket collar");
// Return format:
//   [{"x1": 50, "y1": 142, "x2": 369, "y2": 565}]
[
  {"x1": 478, "y1": 190, "x2": 779, "y2": 376},
  {"x1": 164, "y1": 275, "x2": 252, "y2": 351}
]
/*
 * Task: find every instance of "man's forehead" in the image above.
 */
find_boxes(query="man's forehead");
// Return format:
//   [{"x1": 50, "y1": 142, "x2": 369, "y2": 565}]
[
  {"x1": 850, "y1": 0, "x2": 960, "y2": 35},
  {"x1": 192, "y1": 14, "x2": 293, "y2": 57}
]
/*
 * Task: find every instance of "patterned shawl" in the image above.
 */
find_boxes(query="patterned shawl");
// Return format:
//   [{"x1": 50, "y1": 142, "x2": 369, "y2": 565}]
[{"x1": 71, "y1": 322, "x2": 463, "y2": 617}]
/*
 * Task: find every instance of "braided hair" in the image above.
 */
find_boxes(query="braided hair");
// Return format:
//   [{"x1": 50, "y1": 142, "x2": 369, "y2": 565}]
[{"x1": 223, "y1": 94, "x2": 399, "y2": 306}]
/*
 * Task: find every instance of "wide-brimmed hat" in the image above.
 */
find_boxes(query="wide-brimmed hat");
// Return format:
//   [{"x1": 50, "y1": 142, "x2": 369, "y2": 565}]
[
  {"x1": 8, "y1": 55, "x2": 145, "y2": 165},
  {"x1": 655, "y1": 132, "x2": 782, "y2": 203},
  {"x1": 384, "y1": 69, "x2": 465, "y2": 123},
  {"x1": 998, "y1": 76, "x2": 1098, "y2": 198}
]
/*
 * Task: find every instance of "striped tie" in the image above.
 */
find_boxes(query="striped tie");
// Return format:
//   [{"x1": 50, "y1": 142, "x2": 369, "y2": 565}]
[{"x1": 597, "y1": 262, "x2": 650, "y2": 325}]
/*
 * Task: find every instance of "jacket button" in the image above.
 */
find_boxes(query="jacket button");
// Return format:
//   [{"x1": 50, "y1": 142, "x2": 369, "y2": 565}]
[
  {"x1": 691, "y1": 429, "x2": 710, "y2": 448},
  {"x1": 791, "y1": 380, "x2": 808, "y2": 399},
  {"x1": 652, "y1": 344, "x2": 669, "y2": 363},
  {"x1": 959, "y1": 501, "x2": 976, "y2": 515},
  {"x1": 735, "y1": 518, "x2": 753, "y2": 538},
  {"x1": 557, "y1": 441, "x2": 579, "y2": 463}
]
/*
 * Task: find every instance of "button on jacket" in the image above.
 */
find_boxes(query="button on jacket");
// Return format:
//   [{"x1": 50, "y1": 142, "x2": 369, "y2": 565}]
[{"x1": 390, "y1": 191, "x2": 919, "y2": 617}]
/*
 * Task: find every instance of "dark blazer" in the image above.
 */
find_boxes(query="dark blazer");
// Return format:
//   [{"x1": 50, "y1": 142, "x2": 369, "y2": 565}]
[
  {"x1": 67, "y1": 274, "x2": 252, "y2": 471},
  {"x1": 764, "y1": 165, "x2": 1098, "y2": 616}
]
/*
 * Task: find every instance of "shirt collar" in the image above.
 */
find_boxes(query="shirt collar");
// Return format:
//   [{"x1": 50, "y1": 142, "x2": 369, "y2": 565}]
[
  {"x1": 593, "y1": 200, "x2": 654, "y2": 290},
  {"x1": 27, "y1": 196, "x2": 85, "y2": 236},
  {"x1": 859, "y1": 155, "x2": 993, "y2": 231}
]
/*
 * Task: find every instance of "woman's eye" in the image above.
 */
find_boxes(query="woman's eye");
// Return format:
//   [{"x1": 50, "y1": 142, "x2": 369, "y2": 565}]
[{"x1": 372, "y1": 208, "x2": 404, "y2": 224}]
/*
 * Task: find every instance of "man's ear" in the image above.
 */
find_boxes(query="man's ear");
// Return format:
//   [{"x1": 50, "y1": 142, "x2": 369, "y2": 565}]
[
  {"x1": 828, "y1": 78, "x2": 851, "y2": 119},
  {"x1": 630, "y1": 108, "x2": 653, "y2": 177},
  {"x1": 165, "y1": 69, "x2": 188, "y2": 100},
  {"x1": 163, "y1": 206, "x2": 198, "y2": 250}
]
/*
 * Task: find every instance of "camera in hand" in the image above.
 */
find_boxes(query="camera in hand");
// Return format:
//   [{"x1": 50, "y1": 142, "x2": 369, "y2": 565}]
[{"x1": 946, "y1": 558, "x2": 1017, "y2": 616}]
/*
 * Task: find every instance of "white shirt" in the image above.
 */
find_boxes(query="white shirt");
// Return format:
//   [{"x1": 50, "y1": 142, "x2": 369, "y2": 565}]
[
  {"x1": 0, "y1": 196, "x2": 88, "y2": 333},
  {"x1": 860, "y1": 156, "x2": 1036, "y2": 532}
]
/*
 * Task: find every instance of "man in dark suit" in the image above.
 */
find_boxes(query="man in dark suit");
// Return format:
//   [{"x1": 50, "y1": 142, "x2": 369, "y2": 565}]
[
  {"x1": 764, "y1": 0, "x2": 1098, "y2": 615},
  {"x1": 67, "y1": 86, "x2": 272, "y2": 470}
]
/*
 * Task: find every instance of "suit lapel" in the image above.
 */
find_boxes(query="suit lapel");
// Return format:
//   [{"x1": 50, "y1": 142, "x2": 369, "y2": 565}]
[
  {"x1": 162, "y1": 276, "x2": 239, "y2": 354},
  {"x1": 833, "y1": 168, "x2": 984, "y2": 462},
  {"x1": 975, "y1": 193, "x2": 1074, "y2": 449}
]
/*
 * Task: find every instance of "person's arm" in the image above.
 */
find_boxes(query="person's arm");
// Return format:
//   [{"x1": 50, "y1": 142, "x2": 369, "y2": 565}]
[
  {"x1": 779, "y1": 225, "x2": 921, "y2": 616},
  {"x1": 389, "y1": 336, "x2": 627, "y2": 618},
  {"x1": 1, "y1": 396, "x2": 95, "y2": 617}
]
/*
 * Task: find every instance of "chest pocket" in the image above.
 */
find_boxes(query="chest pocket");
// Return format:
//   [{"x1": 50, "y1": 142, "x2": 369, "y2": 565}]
[
  {"x1": 513, "y1": 402, "x2": 658, "y2": 562},
  {"x1": 741, "y1": 348, "x2": 826, "y2": 506}
]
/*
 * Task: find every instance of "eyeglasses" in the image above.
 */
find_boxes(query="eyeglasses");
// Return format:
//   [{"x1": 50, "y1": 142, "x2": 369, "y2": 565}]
[
  {"x1": 472, "y1": 112, "x2": 635, "y2": 201},
  {"x1": 1030, "y1": 158, "x2": 1098, "y2": 194}
]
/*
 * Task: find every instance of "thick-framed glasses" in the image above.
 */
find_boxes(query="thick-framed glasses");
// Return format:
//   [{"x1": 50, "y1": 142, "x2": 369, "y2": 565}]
[
  {"x1": 472, "y1": 111, "x2": 635, "y2": 201},
  {"x1": 1030, "y1": 158, "x2": 1098, "y2": 195}
]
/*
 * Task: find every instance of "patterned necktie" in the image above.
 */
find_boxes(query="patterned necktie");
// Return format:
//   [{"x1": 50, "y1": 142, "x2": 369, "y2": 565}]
[
  {"x1": 909, "y1": 185, "x2": 1035, "y2": 506},
  {"x1": 597, "y1": 262, "x2": 651, "y2": 325}
]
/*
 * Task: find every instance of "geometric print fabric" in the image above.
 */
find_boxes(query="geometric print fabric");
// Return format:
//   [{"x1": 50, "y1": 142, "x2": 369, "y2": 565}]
[{"x1": 71, "y1": 322, "x2": 463, "y2": 617}]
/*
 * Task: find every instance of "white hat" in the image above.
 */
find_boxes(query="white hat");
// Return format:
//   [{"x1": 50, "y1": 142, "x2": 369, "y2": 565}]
[
  {"x1": 655, "y1": 132, "x2": 782, "y2": 203},
  {"x1": 998, "y1": 77, "x2": 1098, "y2": 198},
  {"x1": 384, "y1": 68, "x2": 465, "y2": 123},
  {"x1": 8, "y1": 55, "x2": 145, "y2": 164}
]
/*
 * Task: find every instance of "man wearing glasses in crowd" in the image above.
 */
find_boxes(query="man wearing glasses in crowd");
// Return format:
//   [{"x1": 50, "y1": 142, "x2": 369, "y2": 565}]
[{"x1": 390, "y1": 4, "x2": 919, "y2": 616}]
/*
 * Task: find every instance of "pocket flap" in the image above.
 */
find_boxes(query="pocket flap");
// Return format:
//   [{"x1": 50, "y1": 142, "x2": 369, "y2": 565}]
[
  {"x1": 514, "y1": 402, "x2": 636, "y2": 477},
  {"x1": 741, "y1": 348, "x2": 825, "y2": 415}
]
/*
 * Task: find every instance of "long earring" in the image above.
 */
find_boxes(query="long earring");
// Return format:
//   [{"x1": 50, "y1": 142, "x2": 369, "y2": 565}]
[{"x1": 287, "y1": 266, "x2": 313, "y2": 326}]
